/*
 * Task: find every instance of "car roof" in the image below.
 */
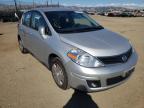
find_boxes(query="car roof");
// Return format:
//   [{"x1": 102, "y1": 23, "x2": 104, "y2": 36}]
[{"x1": 33, "y1": 7, "x2": 75, "y2": 12}]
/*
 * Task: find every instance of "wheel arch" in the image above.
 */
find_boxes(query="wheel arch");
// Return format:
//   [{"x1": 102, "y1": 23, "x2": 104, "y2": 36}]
[
  {"x1": 48, "y1": 53, "x2": 67, "y2": 70},
  {"x1": 48, "y1": 53, "x2": 59, "y2": 70}
]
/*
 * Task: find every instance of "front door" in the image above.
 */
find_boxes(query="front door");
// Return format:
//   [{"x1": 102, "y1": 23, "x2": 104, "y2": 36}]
[{"x1": 28, "y1": 11, "x2": 52, "y2": 62}]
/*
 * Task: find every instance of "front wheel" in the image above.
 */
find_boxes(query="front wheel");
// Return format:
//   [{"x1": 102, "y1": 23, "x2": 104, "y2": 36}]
[{"x1": 51, "y1": 57, "x2": 68, "y2": 90}]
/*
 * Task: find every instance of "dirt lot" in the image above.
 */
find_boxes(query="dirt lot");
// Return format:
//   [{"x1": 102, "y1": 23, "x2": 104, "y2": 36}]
[{"x1": 0, "y1": 16, "x2": 144, "y2": 108}]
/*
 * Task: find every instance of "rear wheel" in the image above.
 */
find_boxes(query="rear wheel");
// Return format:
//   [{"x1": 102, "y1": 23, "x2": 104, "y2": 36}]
[
  {"x1": 51, "y1": 57, "x2": 68, "y2": 90},
  {"x1": 18, "y1": 37, "x2": 28, "y2": 54}
]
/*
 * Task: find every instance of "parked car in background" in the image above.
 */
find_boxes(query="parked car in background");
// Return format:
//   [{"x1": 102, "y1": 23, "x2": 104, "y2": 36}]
[{"x1": 17, "y1": 7, "x2": 138, "y2": 92}]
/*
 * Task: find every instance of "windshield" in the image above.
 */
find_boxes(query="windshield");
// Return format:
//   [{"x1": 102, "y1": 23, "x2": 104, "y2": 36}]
[{"x1": 45, "y1": 11, "x2": 104, "y2": 33}]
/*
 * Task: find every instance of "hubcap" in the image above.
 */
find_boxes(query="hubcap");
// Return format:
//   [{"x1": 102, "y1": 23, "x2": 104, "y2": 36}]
[{"x1": 52, "y1": 63, "x2": 64, "y2": 86}]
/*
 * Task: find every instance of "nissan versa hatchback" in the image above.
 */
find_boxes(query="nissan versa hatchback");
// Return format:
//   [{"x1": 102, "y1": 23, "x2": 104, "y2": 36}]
[{"x1": 18, "y1": 7, "x2": 138, "y2": 92}]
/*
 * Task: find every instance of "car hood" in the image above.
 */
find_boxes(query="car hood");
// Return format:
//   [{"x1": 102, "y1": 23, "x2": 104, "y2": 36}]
[{"x1": 60, "y1": 29, "x2": 131, "y2": 57}]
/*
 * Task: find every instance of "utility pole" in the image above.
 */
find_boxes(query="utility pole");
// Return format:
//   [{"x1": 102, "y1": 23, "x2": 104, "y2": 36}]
[
  {"x1": 19, "y1": 0, "x2": 21, "y2": 10},
  {"x1": 46, "y1": 0, "x2": 49, "y2": 7},
  {"x1": 14, "y1": 0, "x2": 18, "y2": 12},
  {"x1": 51, "y1": 0, "x2": 52, "y2": 6},
  {"x1": 58, "y1": 1, "x2": 59, "y2": 7},
  {"x1": 33, "y1": 0, "x2": 35, "y2": 8}
]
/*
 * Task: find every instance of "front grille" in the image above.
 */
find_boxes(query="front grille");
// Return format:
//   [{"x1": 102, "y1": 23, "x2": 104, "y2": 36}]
[
  {"x1": 107, "y1": 68, "x2": 134, "y2": 86},
  {"x1": 98, "y1": 48, "x2": 132, "y2": 64}
]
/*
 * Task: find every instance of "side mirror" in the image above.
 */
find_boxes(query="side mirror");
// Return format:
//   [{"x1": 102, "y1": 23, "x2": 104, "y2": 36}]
[{"x1": 38, "y1": 26, "x2": 48, "y2": 39}]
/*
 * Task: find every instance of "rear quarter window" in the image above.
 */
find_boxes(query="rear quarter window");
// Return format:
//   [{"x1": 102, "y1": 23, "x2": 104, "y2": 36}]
[{"x1": 22, "y1": 12, "x2": 31, "y2": 27}]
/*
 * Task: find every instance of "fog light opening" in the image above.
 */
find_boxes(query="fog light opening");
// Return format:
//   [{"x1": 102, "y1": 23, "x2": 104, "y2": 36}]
[
  {"x1": 91, "y1": 82, "x2": 97, "y2": 88},
  {"x1": 87, "y1": 80, "x2": 101, "y2": 88}
]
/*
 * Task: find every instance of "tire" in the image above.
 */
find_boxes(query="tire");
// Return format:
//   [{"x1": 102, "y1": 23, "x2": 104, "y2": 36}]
[
  {"x1": 51, "y1": 57, "x2": 68, "y2": 90},
  {"x1": 18, "y1": 37, "x2": 28, "y2": 54}
]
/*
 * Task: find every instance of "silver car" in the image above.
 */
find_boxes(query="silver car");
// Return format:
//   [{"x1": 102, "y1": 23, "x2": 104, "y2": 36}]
[{"x1": 18, "y1": 7, "x2": 138, "y2": 92}]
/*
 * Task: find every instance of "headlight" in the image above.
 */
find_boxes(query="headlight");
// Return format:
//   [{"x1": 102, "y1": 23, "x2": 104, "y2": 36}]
[{"x1": 67, "y1": 49, "x2": 104, "y2": 67}]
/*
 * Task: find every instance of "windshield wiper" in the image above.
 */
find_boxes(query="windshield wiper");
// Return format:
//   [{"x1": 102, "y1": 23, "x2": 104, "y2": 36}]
[
  {"x1": 76, "y1": 26, "x2": 104, "y2": 32},
  {"x1": 57, "y1": 26, "x2": 104, "y2": 33},
  {"x1": 57, "y1": 29, "x2": 80, "y2": 33},
  {"x1": 87, "y1": 26, "x2": 104, "y2": 30}
]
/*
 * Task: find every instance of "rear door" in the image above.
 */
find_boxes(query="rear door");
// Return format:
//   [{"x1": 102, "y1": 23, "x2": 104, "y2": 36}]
[{"x1": 19, "y1": 11, "x2": 32, "y2": 50}]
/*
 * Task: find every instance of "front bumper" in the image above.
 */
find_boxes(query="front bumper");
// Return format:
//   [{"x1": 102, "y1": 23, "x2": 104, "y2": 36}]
[{"x1": 64, "y1": 51, "x2": 138, "y2": 92}]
